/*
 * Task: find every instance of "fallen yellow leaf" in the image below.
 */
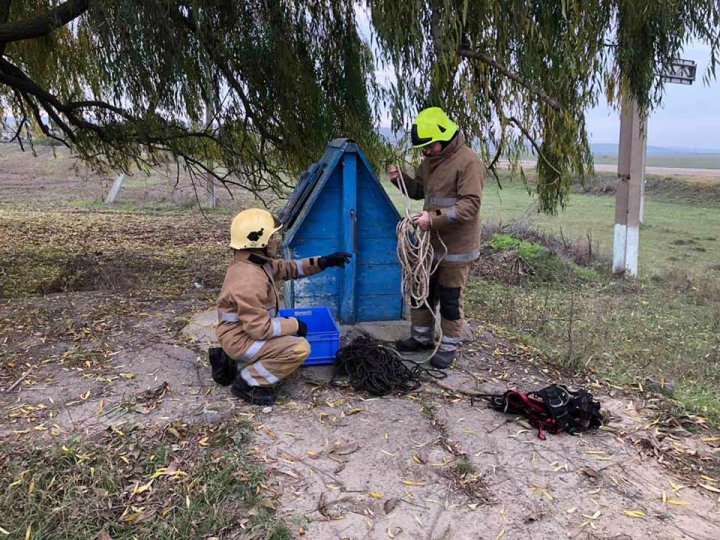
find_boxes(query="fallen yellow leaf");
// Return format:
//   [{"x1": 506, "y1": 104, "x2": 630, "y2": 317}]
[
  {"x1": 497, "y1": 528, "x2": 505, "y2": 539},
  {"x1": 667, "y1": 499, "x2": 690, "y2": 506},
  {"x1": 699, "y1": 483, "x2": 720, "y2": 494},
  {"x1": 402, "y1": 480, "x2": 427, "y2": 487},
  {"x1": 623, "y1": 510, "x2": 646, "y2": 518},
  {"x1": 133, "y1": 480, "x2": 154, "y2": 495},
  {"x1": 669, "y1": 480, "x2": 684, "y2": 493},
  {"x1": 368, "y1": 491, "x2": 384, "y2": 499},
  {"x1": 306, "y1": 451, "x2": 318, "y2": 459}
]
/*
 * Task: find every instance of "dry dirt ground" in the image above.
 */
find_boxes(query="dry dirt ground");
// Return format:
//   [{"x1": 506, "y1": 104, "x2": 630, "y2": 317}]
[
  {"x1": 2, "y1": 147, "x2": 719, "y2": 539},
  {"x1": 2, "y1": 296, "x2": 719, "y2": 540}
]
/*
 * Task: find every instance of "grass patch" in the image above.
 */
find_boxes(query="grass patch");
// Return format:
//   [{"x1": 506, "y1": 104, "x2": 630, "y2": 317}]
[
  {"x1": 466, "y1": 268, "x2": 720, "y2": 422},
  {"x1": 478, "y1": 176, "x2": 720, "y2": 278},
  {"x1": 0, "y1": 209, "x2": 230, "y2": 298},
  {"x1": 68, "y1": 199, "x2": 237, "y2": 215},
  {"x1": 451, "y1": 457, "x2": 476, "y2": 476},
  {"x1": 487, "y1": 233, "x2": 565, "y2": 282},
  {"x1": 0, "y1": 419, "x2": 287, "y2": 539}
]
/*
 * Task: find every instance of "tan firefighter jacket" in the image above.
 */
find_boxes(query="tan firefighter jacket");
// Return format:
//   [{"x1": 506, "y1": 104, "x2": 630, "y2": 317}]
[
  {"x1": 216, "y1": 251, "x2": 323, "y2": 361},
  {"x1": 402, "y1": 133, "x2": 484, "y2": 266}
]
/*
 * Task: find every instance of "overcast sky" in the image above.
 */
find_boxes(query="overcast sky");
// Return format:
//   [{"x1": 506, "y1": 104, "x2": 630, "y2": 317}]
[
  {"x1": 586, "y1": 42, "x2": 720, "y2": 150},
  {"x1": 362, "y1": 2, "x2": 720, "y2": 153}
]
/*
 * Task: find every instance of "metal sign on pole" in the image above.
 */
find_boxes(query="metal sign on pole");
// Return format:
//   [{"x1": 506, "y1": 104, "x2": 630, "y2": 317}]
[
  {"x1": 660, "y1": 58, "x2": 697, "y2": 85},
  {"x1": 612, "y1": 58, "x2": 696, "y2": 277}
]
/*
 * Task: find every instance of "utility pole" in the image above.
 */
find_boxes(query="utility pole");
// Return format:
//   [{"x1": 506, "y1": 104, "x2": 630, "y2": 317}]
[
  {"x1": 612, "y1": 58, "x2": 696, "y2": 277},
  {"x1": 613, "y1": 98, "x2": 645, "y2": 276},
  {"x1": 104, "y1": 173, "x2": 127, "y2": 205}
]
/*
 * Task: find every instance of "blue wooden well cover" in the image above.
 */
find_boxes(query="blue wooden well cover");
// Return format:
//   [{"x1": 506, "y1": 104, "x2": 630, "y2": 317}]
[{"x1": 279, "y1": 138, "x2": 403, "y2": 324}]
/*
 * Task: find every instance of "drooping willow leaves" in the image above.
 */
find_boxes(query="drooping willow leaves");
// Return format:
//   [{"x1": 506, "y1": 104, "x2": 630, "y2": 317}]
[{"x1": 0, "y1": 1, "x2": 718, "y2": 213}]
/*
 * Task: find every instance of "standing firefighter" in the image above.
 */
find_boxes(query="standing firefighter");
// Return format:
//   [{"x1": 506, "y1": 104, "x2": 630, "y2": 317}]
[
  {"x1": 210, "y1": 208, "x2": 351, "y2": 405},
  {"x1": 389, "y1": 107, "x2": 484, "y2": 369}
]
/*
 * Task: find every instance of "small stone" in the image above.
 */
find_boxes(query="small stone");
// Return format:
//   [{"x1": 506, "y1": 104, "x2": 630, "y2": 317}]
[
  {"x1": 262, "y1": 406, "x2": 273, "y2": 414},
  {"x1": 201, "y1": 409, "x2": 220, "y2": 423}
]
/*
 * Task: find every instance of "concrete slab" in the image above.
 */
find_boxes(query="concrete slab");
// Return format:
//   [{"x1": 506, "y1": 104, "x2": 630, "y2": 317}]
[
  {"x1": 183, "y1": 308, "x2": 473, "y2": 357},
  {"x1": 182, "y1": 308, "x2": 218, "y2": 349}
]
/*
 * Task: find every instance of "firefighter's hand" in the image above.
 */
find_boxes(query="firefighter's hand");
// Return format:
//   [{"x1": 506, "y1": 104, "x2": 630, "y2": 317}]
[
  {"x1": 295, "y1": 318, "x2": 308, "y2": 338},
  {"x1": 412, "y1": 211, "x2": 431, "y2": 231},
  {"x1": 319, "y1": 252, "x2": 352, "y2": 269},
  {"x1": 387, "y1": 165, "x2": 400, "y2": 186}
]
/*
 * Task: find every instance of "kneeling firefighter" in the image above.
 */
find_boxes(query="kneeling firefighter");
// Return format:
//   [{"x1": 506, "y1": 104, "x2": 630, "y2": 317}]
[
  {"x1": 210, "y1": 208, "x2": 351, "y2": 405},
  {"x1": 388, "y1": 107, "x2": 484, "y2": 369}
]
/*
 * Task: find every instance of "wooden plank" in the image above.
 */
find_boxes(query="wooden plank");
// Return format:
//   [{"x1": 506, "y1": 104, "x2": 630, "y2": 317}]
[
  {"x1": 289, "y1": 237, "x2": 343, "y2": 255},
  {"x1": 341, "y1": 153, "x2": 357, "y2": 324},
  {"x1": 355, "y1": 264, "x2": 402, "y2": 296},
  {"x1": 357, "y1": 296, "x2": 404, "y2": 322},
  {"x1": 357, "y1": 173, "x2": 400, "y2": 236},
  {"x1": 293, "y1": 187, "x2": 341, "y2": 239},
  {"x1": 283, "y1": 156, "x2": 345, "y2": 245},
  {"x1": 356, "y1": 235, "x2": 400, "y2": 264}
]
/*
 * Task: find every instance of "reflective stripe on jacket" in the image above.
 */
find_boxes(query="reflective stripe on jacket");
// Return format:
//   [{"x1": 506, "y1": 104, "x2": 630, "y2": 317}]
[
  {"x1": 401, "y1": 132, "x2": 484, "y2": 266},
  {"x1": 216, "y1": 251, "x2": 323, "y2": 360}
]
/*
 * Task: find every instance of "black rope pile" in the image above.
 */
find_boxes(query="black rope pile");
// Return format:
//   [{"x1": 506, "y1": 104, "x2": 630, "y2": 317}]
[{"x1": 332, "y1": 334, "x2": 447, "y2": 396}]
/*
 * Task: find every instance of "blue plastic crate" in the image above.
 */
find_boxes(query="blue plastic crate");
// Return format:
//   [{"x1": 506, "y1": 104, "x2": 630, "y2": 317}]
[{"x1": 279, "y1": 306, "x2": 340, "y2": 366}]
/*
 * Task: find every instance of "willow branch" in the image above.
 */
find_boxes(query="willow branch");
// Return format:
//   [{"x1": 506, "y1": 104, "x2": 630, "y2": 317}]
[
  {"x1": 459, "y1": 48, "x2": 562, "y2": 111},
  {"x1": 0, "y1": 0, "x2": 88, "y2": 43},
  {"x1": 508, "y1": 116, "x2": 562, "y2": 176}
]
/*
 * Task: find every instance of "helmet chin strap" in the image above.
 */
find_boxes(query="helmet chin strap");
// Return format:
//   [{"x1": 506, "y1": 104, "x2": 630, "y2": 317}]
[{"x1": 264, "y1": 236, "x2": 281, "y2": 258}]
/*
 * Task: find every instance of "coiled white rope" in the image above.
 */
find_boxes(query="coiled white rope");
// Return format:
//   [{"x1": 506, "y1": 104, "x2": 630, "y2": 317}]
[{"x1": 394, "y1": 167, "x2": 447, "y2": 359}]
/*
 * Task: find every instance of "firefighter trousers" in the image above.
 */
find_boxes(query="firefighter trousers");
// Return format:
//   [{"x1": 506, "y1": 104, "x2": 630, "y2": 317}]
[
  {"x1": 228, "y1": 336, "x2": 310, "y2": 388},
  {"x1": 410, "y1": 264, "x2": 470, "y2": 352}
]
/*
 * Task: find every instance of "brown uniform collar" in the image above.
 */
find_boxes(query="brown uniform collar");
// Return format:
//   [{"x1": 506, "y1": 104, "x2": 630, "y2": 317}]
[
  {"x1": 426, "y1": 132, "x2": 465, "y2": 170},
  {"x1": 233, "y1": 250, "x2": 270, "y2": 266}
]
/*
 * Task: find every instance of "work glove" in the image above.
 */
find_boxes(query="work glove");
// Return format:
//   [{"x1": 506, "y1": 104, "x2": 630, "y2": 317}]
[
  {"x1": 295, "y1": 318, "x2": 308, "y2": 338},
  {"x1": 319, "y1": 252, "x2": 352, "y2": 269}
]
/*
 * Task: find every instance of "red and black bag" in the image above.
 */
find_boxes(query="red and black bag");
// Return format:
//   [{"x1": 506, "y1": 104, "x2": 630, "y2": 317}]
[{"x1": 478, "y1": 384, "x2": 602, "y2": 440}]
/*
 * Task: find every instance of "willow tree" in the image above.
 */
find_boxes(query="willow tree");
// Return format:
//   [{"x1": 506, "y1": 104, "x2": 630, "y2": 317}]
[
  {"x1": 0, "y1": 1, "x2": 718, "y2": 212},
  {"x1": 0, "y1": 0, "x2": 383, "y2": 202},
  {"x1": 369, "y1": 0, "x2": 720, "y2": 212}
]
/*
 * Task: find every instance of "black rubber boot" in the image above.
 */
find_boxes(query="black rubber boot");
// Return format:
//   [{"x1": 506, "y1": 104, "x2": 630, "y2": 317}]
[
  {"x1": 231, "y1": 375, "x2": 277, "y2": 406},
  {"x1": 430, "y1": 350, "x2": 456, "y2": 369},
  {"x1": 209, "y1": 347, "x2": 237, "y2": 386},
  {"x1": 396, "y1": 337, "x2": 434, "y2": 352}
]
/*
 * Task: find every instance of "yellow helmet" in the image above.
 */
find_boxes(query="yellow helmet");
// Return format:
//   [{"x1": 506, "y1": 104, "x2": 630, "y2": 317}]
[
  {"x1": 229, "y1": 208, "x2": 282, "y2": 250},
  {"x1": 411, "y1": 107, "x2": 459, "y2": 148}
]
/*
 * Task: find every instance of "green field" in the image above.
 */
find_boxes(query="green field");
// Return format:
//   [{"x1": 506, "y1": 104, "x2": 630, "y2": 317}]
[
  {"x1": 594, "y1": 153, "x2": 720, "y2": 170},
  {"x1": 386, "y1": 174, "x2": 720, "y2": 277},
  {"x1": 385, "y1": 172, "x2": 720, "y2": 423}
]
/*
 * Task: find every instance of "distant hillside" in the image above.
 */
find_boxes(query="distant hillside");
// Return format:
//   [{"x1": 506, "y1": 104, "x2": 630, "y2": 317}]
[
  {"x1": 377, "y1": 128, "x2": 720, "y2": 156},
  {"x1": 590, "y1": 143, "x2": 720, "y2": 157}
]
